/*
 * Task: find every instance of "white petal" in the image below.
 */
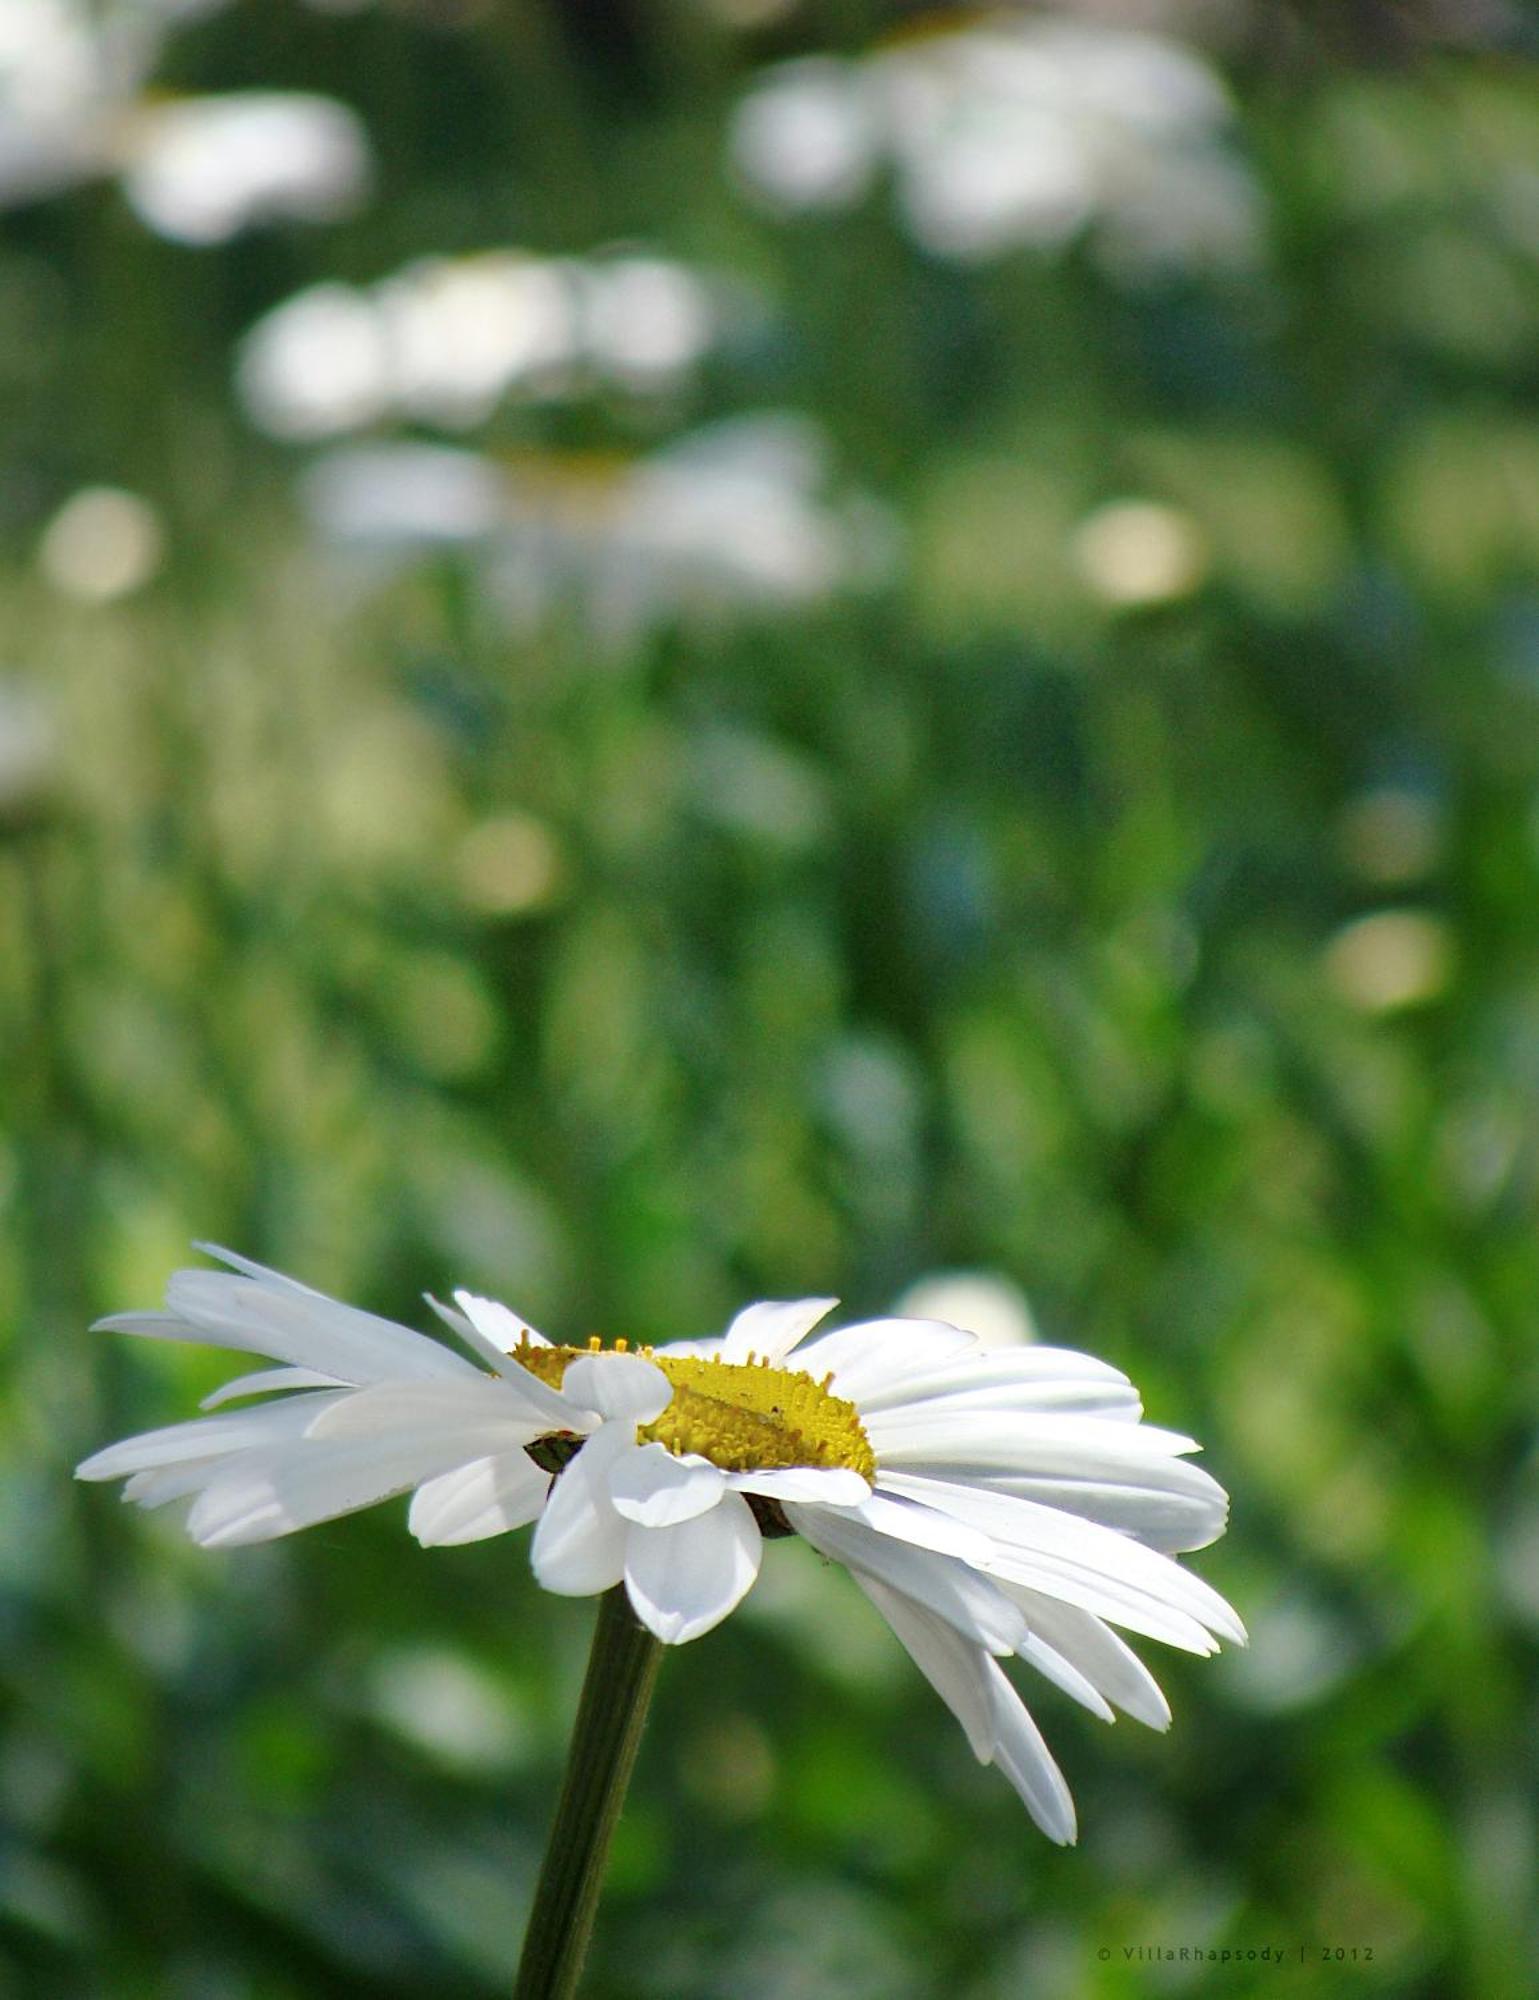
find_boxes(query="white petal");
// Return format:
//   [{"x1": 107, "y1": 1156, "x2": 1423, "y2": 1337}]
[
  {"x1": 1013, "y1": 1632, "x2": 1115, "y2": 1722},
  {"x1": 185, "y1": 1427, "x2": 519, "y2": 1547},
  {"x1": 176, "y1": 1264, "x2": 478, "y2": 1382},
  {"x1": 623, "y1": 1491, "x2": 761, "y2": 1643},
  {"x1": 852, "y1": 1572, "x2": 993, "y2": 1758},
  {"x1": 984, "y1": 1656, "x2": 1078, "y2": 1844},
  {"x1": 76, "y1": 1394, "x2": 346, "y2": 1480},
  {"x1": 303, "y1": 1377, "x2": 560, "y2": 1444},
  {"x1": 865, "y1": 1409, "x2": 1201, "y2": 1465},
  {"x1": 192, "y1": 1244, "x2": 326, "y2": 1293},
  {"x1": 725, "y1": 1466, "x2": 871, "y2": 1507},
  {"x1": 530, "y1": 1425, "x2": 632, "y2": 1596},
  {"x1": 427, "y1": 1295, "x2": 524, "y2": 1375},
  {"x1": 1002, "y1": 1586, "x2": 1171, "y2": 1730},
  {"x1": 845, "y1": 1490, "x2": 996, "y2": 1565},
  {"x1": 454, "y1": 1289, "x2": 549, "y2": 1350},
  {"x1": 199, "y1": 1366, "x2": 342, "y2": 1409},
  {"x1": 409, "y1": 1452, "x2": 549, "y2": 1545},
  {"x1": 854, "y1": 1345, "x2": 1134, "y2": 1416},
  {"x1": 122, "y1": 1462, "x2": 225, "y2": 1508},
  {"x1": 792, "y1": 1316, "x2": 980, "y2": 1400},
  {"x1": 560, "y1": 1351, "x2": 671, "y2": 1424},
  {"x1": 852, "y1": 1573, "x2": 1076, "y2": 1844},
  {"x1": 106, "y1": 1264, "x2": 479, "y2": 1385},
  {"x1": 877, "y1": 1471, "x2": 1243, "y2": 1647},
  {"x1": 965, "y1": 1468, "x2": 1230, "y2": 1554},
  {"x1": 786, "y1": 1503, "x2": 1027, "y2": 1655},
  {"x1": 607, "y1": 1443, "x2": 726, "y2": 1526},
  {"x1": 864, "y1": 1378, "x2": 1143, "y2": 1421},
  {"x1": 719, "y1": 1297, "x2": 838, "y2": 1365}
]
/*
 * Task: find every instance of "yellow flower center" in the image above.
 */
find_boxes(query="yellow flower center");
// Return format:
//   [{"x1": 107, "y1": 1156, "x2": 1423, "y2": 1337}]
[{"x1": 513, "y1": 1338, "x2": 876, "y2": 1482}]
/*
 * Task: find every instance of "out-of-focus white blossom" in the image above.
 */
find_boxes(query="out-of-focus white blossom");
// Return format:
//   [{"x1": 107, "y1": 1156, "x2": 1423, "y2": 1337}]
[
  {"x1": 0, "y1": 4, "x2": 372, "y2": 242},
  {"x1": 895, "y1": 1272, "x2": 1037, "y2": 1351},
  {"x1": 1324, "y1": 911, "x2": 1455, "y2": 1014},
  {"x1": 298, "y1": 414, "x2": 891, "y2": 641},
  {"x1": 38, "y1": 485, "x2": 165, "y2": 601},
  {"x1": 237, "y1": 250, "x2": 719, "y2": 442},
  {"x1": 579, "y1": 255, "x2": 719, "y2": 394},
  {"x1": 730, "y1": 57, "x2": 880, "y2": 214},
  {"x1": 0, "y1": 0, "x2": 124, "y2": 205},
  {"x1": 731, "y1": 15, "x2": 1262, "y2": 277},
  {"x1": 119, "y1": 92, "x2": 370, "y2": 245},
  {"x1": 1073, "y1": 499, "x2": 1210, "y2": 607},
  {"x1": 299, "y1": 444, "x2": 509, "y2": 553},
  {"x1": 236, "y1": 284, "x2": 393, "y2": 442}
]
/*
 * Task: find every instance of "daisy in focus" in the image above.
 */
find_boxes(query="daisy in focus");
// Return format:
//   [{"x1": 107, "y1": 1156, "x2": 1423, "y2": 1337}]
[{"x1": 77, "y1": 1250, "x2": 1243, "y2": 1842}]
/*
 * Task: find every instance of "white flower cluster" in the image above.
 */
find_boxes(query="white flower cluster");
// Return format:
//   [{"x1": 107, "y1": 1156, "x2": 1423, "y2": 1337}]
[{"x1": 730, "y1": 15, "x2": 1263, "y2": 277}]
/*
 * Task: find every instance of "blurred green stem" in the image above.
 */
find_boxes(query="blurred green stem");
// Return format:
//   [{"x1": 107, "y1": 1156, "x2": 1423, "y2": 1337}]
[{"x1": 513, "y1": 1588, "x2": 662, "y2": 2000}]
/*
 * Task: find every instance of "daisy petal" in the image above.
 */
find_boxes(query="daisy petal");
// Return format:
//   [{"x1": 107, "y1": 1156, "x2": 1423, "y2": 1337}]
[
  {"x1": 854, "y1": 1345, "x2": 1134, "y2": 1416},
  {"x1": 185, "y1": 1429, "x2": 515, "y2": 1547},
  {"x1": 409, "y1": 1452, "x2": 550, "y2": 1546},
  {"x1": 726, "y1": 1466, "x2": 871, "y2": 1507},
  {"x1": 607, "y1": 1443, "x2": 726, "y2": 1526},
  {"x1": 454, "y1": 1290, "x2": 550, "y2": 1351},
  {"x1": 623, "y1": 1490, "x2": 762, "y2": 1643},
  {"x1": 303, "y1": 1377, "x2": 563, "y2": 1443},
  {"x1": 560, "y1": 1352, "x2": 671, "y2": 1425},
  {"x1": 984, "y1": 1656, "x2": 1078, "y2": 1845},
  {"x1": 786, "y1": 1502, "x2": 1028, "y2": 1655},
  {"x1": 76, "y1": 1394, "x2": 345, "y2": 1480},
  {"x1": 845, "y1": 1490, "x2": 996, "y2": 1565},
  {"x1": 792, "y1": 1316, "x2": 980, "y2": 1400},
  {"x1": 530, "y1": 1426, "x2": 632, "y2": 1596},
  {"x1": 122, "y1": 1267, "x2": 477, "y2": 1385},
  {"x1": 1001, "y1": 1587, "x2": 1172, "y2": 1730},
  {"x1": 199, "y1": 1366, "x2": 342, "y2": 1409},
  {"x1": 720, "y1": 1297, "x2": 839, "y2": 1365},
  {"x1": 853, "y1": 1573, "x2": 1076, "y2": 1844}
]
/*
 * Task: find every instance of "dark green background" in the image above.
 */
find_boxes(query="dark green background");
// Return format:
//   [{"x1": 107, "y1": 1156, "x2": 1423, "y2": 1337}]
[{"x1": 3, "y1": 2, "x2": 1537, "y2": 1995}]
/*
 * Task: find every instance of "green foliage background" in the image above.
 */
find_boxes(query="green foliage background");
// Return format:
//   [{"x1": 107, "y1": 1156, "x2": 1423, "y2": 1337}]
[{"x1": 3, "y1": 3, "x2": 1538, "y2": 1995}]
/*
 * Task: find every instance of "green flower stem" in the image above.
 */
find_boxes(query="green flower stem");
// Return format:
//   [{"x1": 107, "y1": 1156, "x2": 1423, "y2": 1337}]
[{"x1": 513, "y1": 1587, "x2": 663, "y2": 2000}]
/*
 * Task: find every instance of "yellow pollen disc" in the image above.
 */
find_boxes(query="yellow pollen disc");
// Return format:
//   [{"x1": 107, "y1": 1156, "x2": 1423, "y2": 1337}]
[{"x1": 513, "y1": 1337, "x2": 876, "y2": 1482}]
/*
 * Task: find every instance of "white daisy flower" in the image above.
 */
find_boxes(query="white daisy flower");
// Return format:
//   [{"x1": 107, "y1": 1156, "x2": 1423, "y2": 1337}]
[{"x1": 78, "y1": 1249, "x2": 1243, "y2": 1841}]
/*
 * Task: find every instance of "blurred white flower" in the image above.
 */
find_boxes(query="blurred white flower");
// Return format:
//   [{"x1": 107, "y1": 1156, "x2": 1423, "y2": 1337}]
[
  {"x1": 1073, "y1": 498, "x2": 1210, "y2": 607},
  {"x1": 729, "y1": 57, "x2": 879, "y2": 214},
  {"x1": 731, "y1": 15, "x2": 1262, "y2": 277},
  {"x1": 0, "y1": 6, "x2": 373, "y2": 242},
  {"x1": 236, "y1": 283, "x2": 393, "y2": 441},
  {"x1": 37, "y1": 485, "x2": 165, "y2": 601},
  {"x1": 238, "y1": 248, "x2": 718, "y2": 442},
  {"x1": 81, "y1": 1249, "x2": 1242, "y2": 1841},
  {"x1": 298, "y1": 414, "x2": 890, "y2": 640},
  {"x1": 895, "y1": 1271, "x2": 1037, "y2": 1350},
  {"x1": 0, "y1": 0, "x2": 123, "y2": 206},
  {"x1": 1324, "y1": 910, "x2": 1455, "y2": 1013},
  {"x1": 119, "y1": 92, "x2": 371, "y2": 245},
  {"x1": 380, "y1": 253, "x2": 578, "y2": 428},
  {"x1": 299, "y1": 443, "x2": 508, "y2": 552},
  {"x1": 579, "y1": 254, "x2": 717, "y2": 394},
  {"x1": 617, "y1": 414, "x2": 845, "y2": 607}
]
